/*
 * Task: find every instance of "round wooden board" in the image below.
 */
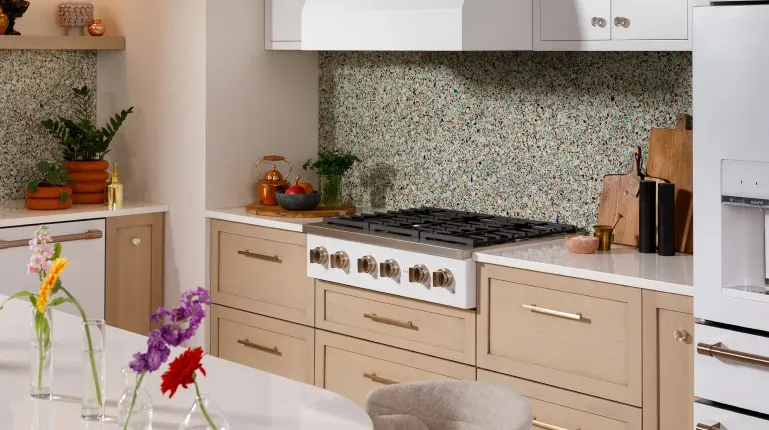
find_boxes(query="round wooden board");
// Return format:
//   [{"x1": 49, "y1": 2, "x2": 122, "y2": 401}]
[{"x1": 246, "y1": 203, "x2": 356, "y2": 218}]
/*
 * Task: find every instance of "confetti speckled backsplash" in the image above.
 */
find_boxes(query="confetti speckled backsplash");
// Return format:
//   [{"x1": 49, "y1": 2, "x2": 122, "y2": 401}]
[
  {"x1": 319, "y1": 52, "x2": 692, "y2": 229},
  {"x1": 0, "y1": 50, "x2": 96, "y2": 201}
]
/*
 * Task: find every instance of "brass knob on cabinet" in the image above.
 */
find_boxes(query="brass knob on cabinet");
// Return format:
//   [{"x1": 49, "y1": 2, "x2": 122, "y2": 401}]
[
  {"x1": 380, "y1": 260, "x2": 400, "y2": 279},
  {"x1": 614, "y1": 17, "x2": 630, "y2": 27},
  {"x1": 357, "y1": 255, "x2": 377, "y2": 275},
  {"x1": 408, "y1": 265, "x2": 430, "y2": 284},
  {"x1": 591, "y1": 17, "x2": 606, "y2": 28},
  {"x1": 131, "y1": 238, "x2": 141, "y2": 246},
  {"x1": 309, "y1": 247, "x2": 328, "y2": 265},
  {"x1": 330, "y1": 251, "x2": 350, "y2": 270},
  {"x1": 432, "y1": 269, "x2": 454, "y2": 290},
  {"x1": 674, "y1": 328, "x2": 691, "y2": 344}
]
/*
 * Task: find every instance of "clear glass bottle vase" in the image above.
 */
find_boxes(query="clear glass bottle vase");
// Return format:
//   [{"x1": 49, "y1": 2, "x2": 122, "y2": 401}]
[
  {"x1": 81, "y1": 319, "x2": 106, "y2": 420},
  {"x1": 320, "y1": 174, "x2": 343, "y2": 207},
  {"x1": 179, "y1": 395, "x2": 231, "y2": 430},
  {"x1": 30, "y1": 307, "x2": 53, "y2": 399},
  {"x1": 118, "y1": 368, "x2": 153, "y2": 430}
]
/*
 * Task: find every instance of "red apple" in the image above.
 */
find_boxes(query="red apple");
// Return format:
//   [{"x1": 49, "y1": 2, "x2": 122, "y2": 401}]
[{"x1": 285, "y1": 185, "x2": 306, "y2": 195}]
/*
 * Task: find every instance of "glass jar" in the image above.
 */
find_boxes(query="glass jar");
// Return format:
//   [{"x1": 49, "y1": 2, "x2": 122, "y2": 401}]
[
  {"x1": 30, "y1": 307, "x2": 53, "y2": 399},
  {"x1": 179, "y1": 395, "x2": 231, "y2": 430},
  {"x1": 82, "y1": 319, "x2": 106, "y2": 420},
  {"x1": 117, "y1": 368, "x2": 153, "y2": 430},
  {"x1": 320, "y1": 175, "x2": 343, "y2": 207}
]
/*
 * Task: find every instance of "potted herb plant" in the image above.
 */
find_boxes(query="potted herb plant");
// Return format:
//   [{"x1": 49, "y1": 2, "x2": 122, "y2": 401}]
[
  {"x1": 41, "y1": 86, "x2": 133, "y2": 204},
  {"x1": 303, "y1": 150, "x2": 360, "y2": 207},
  {"x1": 25, "y1": 161, "x2": 74, "y2": 210}
]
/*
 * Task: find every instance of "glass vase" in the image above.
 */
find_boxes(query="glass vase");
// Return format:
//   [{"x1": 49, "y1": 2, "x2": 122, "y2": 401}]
[
  {"x1": 179, "y1": 395, "x2": 231, "y2": 430},
  {"x1": 30, "y1": 307, "x2": 53, "y2": 399},
  {"x1": 118, "y1": 368, "x2": 153, "y2": 430},
  {"x1": 320, "y1": 174, "x2": 343, "y2": 207},
  {"x1": 82, "y1": 319, "x2": 106, "y2": 420}
]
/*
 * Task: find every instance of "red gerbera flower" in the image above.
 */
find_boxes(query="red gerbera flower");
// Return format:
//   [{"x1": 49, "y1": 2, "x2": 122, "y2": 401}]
[{"x1": 161, "y1": 347, "x2": 207, "y2": 398}]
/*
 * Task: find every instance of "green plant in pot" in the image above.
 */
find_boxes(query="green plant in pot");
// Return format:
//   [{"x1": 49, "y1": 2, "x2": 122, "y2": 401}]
[
  {"x1": 303, "y1": 150, "x2": 360, "y2": 207},
  {"x1": 41, "y1": 86, "x2": 134, "y2": 204},
  {"x1": 25, "y1": 161, "x2": 75, "y2": 210}
]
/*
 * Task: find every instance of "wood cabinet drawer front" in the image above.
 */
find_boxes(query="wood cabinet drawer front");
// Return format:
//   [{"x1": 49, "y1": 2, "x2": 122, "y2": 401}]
[
  {"x1": 316, "y1": 281, "x2": 475, "y2": 364},
  {"x1": 211, "y1": 305, "x2": 314, "y2": 384},
  {"x1": 478, "y1": 264, "x2": 642, "y2": 406},
  {"x1": 211, "y1": 220, "x2": 313, "y2": 325},
  {"x1": 478, "y1": 370, "x2": 642, "y2": 430},
  {"x1": 316, "y1": 331, "x2": 475, "y2": 407}
]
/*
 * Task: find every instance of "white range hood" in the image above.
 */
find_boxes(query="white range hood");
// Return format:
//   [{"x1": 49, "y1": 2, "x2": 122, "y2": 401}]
[{"x1": 301, "y1": 0, "x2": 532, "y2": 51}]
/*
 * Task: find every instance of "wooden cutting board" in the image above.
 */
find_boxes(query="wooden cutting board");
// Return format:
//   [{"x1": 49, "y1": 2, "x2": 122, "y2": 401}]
[
  {"x1": 246, "y1": 203, "x2": 356, "y2": 218},
  {"x1": 646, "y1": 114, "x2": 694, "y2": 254},
  {"x1": 597, "y1": 147, "x2": 643, "y2": 246}
]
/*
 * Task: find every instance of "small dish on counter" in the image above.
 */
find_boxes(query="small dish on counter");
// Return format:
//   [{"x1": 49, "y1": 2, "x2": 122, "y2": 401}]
[
  {"x1": 564, "y1": 235, "x2": 599, "y2": 254},
  {"x1": 276, "y1": 191, "x2": 322, "y2": 211}
]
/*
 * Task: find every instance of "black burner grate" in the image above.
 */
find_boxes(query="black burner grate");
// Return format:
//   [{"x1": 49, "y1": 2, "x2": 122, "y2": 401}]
[{"x1": 324, "y1": 207, "x2": 576, "y2": 248}]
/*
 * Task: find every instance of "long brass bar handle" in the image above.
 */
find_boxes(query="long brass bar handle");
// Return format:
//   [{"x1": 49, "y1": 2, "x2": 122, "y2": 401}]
[
  {"x1": 237, "y1": 250, "x2": 282, "y2": 264},
  {"x1": 237, "y1": 339, "x2": 282, "y2": 356},
  {"x1": 532, "y1": 418, "x2": 574, "y2": 430},
  {"x1": 364, "y1": 313, "x2": 419, "y2": 331},
  {"x1": 0, "y1": 229, "x2": 103, "y2": 250},
  {"x1": 363, "y1": 372, "x2": 399, "y2": 385},
  {"x1": 522, "y1": 304, "x2": 583, "y2": 321},
  {"x1": 696, "y1": 423, "x2": 721, "y2": 430},
  {"x1": 697, "y1": 342, "x2": 769, "y2": 368}
]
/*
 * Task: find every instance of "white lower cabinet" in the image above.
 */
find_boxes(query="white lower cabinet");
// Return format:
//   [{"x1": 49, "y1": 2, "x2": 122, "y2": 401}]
[
  {"x1": 611, "y1": 0, "x2": 689, "y2": 40},
  {"x1": 540, "y1": 0, "x2": 610, "y2": 41},
  {"x1": 695, "y1": 401, "x2": 769, "y2": 429}
]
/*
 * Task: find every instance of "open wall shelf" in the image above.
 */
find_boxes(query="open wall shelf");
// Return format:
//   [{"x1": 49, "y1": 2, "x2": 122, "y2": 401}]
[{"x1": 0, "y1": 36, "x2": 125, "y2": 51}]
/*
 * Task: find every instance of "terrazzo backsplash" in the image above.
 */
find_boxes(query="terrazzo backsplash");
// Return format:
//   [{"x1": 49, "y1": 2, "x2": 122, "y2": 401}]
[
  {"x1": 0, "y1": 50, "x2": 96, "y2": 201},
  {"x1": 319, "y1": 52, "x2": 692, "y2": 229}
]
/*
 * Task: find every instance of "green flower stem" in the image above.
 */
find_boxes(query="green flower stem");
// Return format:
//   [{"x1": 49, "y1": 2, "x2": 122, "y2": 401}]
[
  {"x1": 194, "y1": 377, "x2": 217, "y2": 430},
  {"x1": 37, "y1": 332, "x2": 44, "y2": 389},
  {"x1": 123, "y1": 371, "x2": 145, "y2": 430},
  {"x1": 60, "y1": 286, "x2": 102, "y2": 407}
]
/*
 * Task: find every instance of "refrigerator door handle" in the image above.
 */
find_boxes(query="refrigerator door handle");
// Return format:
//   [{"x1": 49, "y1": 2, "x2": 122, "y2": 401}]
[{"x1": 697, "y1": 342, "x2": 769, "y2": 368}]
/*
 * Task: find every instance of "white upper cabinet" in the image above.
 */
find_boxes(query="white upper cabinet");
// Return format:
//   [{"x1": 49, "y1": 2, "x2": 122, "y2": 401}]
[
  {"x1": 265, "y1": 0, "x2": 305, "y2": 50},
  {"x1": 611, "y1": 0, "x2": 689, "y2": 40},
  {"x1": 541, "y1": 0, "x2": 610, "y2": 41}
]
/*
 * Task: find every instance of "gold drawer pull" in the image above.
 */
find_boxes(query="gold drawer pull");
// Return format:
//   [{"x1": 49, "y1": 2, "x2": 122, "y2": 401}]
[
  {"x1": 237, "y1": 338, "x2": 282, "y2": 356},
  {"x1": 696, "y1": 423, "x2": 721, "y2": 430},
  {"x1": 364, "y1": 372, "x2": 399, "y2": 385},
  {"x1": 532, "y1": 418, "x2": 575, "y2": 430},
  {"x1": 0, "y1": 229, "x2": 103, "y2": 250},
  {"x1": 237, "y1": 250, "x2": 282, "y2": 264},
  {"x1": 364, "y1": 313, "x2": 419, "y2": 330},
  {"x1": 697, "y1": 342, "x2": 769, "y2": 367},
  {"x1": 523, "y1": 304, "x2": 583, "y2": 321}
]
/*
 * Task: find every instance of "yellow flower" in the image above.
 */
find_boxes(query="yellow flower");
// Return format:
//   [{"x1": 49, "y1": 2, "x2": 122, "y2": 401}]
[{"x1": 37, "y1": 258, "x2": 69, "y2": 313}]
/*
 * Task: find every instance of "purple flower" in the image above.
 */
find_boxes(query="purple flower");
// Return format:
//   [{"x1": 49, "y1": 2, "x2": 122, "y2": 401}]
[
  {"x1": 150, "y1": 307, "x2": 170, "y2": 323},
  {"x1": 129, "y1": 353, "x2": 147, "y2": 373}
]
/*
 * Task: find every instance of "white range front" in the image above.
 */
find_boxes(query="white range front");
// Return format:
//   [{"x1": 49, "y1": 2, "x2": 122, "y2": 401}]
[{"x1": 307, "y1": 235, "x2": 476, "y2": 309}]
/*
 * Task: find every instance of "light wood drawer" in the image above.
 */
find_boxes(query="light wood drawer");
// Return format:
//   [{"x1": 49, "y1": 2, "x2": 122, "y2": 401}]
[
  {"x1": 315, "y1": 330, "x2": 476, "y2": 407},
  {"x1": 478, "y1": 369, "x2": 641, "y2": 430},
  {"x1": 211, "y1": 220, "x2": 314, "y2": 325},
  {"x1": 477, "y1": 264, "x2": 642, "y2": 406},
  {"x1": 316, "y1": 281, "x2": 476, "y2": 364},
  {"x1": 210, "y1": 305, "x2": 314, "y2": 384}
]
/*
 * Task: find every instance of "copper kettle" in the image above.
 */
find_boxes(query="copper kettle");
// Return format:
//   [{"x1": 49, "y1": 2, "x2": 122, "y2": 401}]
[{"x1": 256, "y1": 156, "x2": 292, "y2": 206}]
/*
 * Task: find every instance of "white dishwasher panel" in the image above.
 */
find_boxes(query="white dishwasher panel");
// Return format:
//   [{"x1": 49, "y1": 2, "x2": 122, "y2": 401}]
[{"x1": 0, "y1": 220, "x2": 106, "y2": 319}]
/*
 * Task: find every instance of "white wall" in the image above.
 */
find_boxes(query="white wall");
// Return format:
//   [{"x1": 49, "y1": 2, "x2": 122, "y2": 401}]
[
  {"x1": 206, "y1": 0, "x2": 319, "y2": 210},
  {"x1": 96, "y1": 0, "x2": 207, "y2": 344}
]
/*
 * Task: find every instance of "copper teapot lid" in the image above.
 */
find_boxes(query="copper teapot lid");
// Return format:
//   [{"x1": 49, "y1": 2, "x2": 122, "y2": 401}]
[
  {"x1": 263, "y1": 165, "x2": 284, "y2": 182},
  {"x1": 256, "y1": 155, "x2": 292, "y2": 184}
]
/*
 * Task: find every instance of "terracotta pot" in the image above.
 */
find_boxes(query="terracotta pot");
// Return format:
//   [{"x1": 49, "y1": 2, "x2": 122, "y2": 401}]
[
  {"x1": 73, "y1": 181, "x2": 107, "y2": 194},
  {"x1": 66, "y1": 160, "x2": 110, "y2": 172},
  {"x1": 25, "y1": 185, "x2": 73, "y2": 211},
  {"x1": 66, "y1": 162, "x2": 110, "y2": 204},
  {"x1": 25, "y1": 185, "x2": 72, "y2": 199},
  {"x1": 72, "y1": 193, "x2": 106, "y2": 204},
  {"x1": 26, "y1": 198, "x2": 74, "y2": 210}
]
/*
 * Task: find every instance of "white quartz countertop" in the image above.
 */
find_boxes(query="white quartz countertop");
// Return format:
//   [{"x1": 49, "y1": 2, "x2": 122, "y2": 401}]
[
  {"x1": 473, "y1": 239, "x2": 693, "y2": 296},
  {"x1": 0, "y1": 296, "x2": 372, "y2": 429},
  {"x1": 0, "y1": 200, "x2": 168, "y2": 228},
  {"x1": 206, "y1": 207, "x2": 324, "y2": 233}
]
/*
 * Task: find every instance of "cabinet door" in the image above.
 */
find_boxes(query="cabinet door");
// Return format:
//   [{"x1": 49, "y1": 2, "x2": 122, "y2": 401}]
[
  {"x1": 540, "y1": 0, "x2": 611, "y2": 41},
  {"x1": 642, "y1": 290, "x2": 694, "y2": 430},
  {"x1": 106, "y1": 213, "x2": 164, "y2": 335},
  {"x1": 611, "y1": 0, "x2": 688, "y2": 40},
  {"x1": 267, "y1": 0, "x2": 304, "y2": 42}
]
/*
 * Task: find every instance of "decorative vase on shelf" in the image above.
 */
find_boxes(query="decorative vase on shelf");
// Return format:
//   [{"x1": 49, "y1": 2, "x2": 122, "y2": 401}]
[
  {"x1": 118, "y1": 367, "x2": 153, "y2": 430},
  {"x1": 320, "y1": 174, "x2": 343, "y2": 207},
  {"x1": 30, "y1": 307, "x2": 53, "y2": 399},
  {"x1": 0, "y1": 0, "x2": 30, "y2": 35},
  {"x1": 179, "y1": 395, "x2": 231, "y2": 430},
  {"x1": 87, "y1": 18, "x2": 105, "y2": 36},
  {"x1": 58, "y1": 2, "x2": 93, "y2": 36},
  {"x1": 81, "y1": 319, "x2": 106, "y2": 421}
]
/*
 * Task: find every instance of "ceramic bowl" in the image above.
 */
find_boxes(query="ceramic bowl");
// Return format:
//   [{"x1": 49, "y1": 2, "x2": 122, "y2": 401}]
[
  {"x1": 564, "y1": 235, "x2": 600, "y2": 254},
  {"x1": 276, "y1": 191, "x2": 322, "y2": 211}
]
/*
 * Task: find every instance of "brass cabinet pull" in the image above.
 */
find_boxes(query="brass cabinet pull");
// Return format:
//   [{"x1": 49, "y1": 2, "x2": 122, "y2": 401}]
[
  {"x1": 237, "y1": 338, "x2": 282, "y2": 356},
  {"x1": 0, "y1": 229, "x2": 103, "y2": 250},
  {"x1": 522, "y1": 304, "x2": 583, "y2": 321},
  {"x1": 237, "y1": 250, "x2": 282, "y2": 264},
  {"x1": 697, "y1": 342, "x2": 769, "y2": 367},
  {"x1": 532, "y1": 418, "x2": 575, "y2": 430},
  {"x1": 363, "y1": 372, "x2": 399, "y2": 385},
  {"x1": 696, "y1": 423, "x2": 721, "y2": 430},
  {"x1": 364, "y1": 313, "x2": 419, "y2": 330}
]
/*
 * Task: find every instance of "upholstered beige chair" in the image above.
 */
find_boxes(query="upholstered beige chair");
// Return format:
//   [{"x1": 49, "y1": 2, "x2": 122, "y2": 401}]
[{"x1": 364, "y1": 381, "x2": 532, "y2": 430}]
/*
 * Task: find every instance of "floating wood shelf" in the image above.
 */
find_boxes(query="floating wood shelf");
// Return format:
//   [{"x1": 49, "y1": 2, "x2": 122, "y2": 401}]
[{"x1": 0, "y1": 35, "x2": 125, "y2": 51}]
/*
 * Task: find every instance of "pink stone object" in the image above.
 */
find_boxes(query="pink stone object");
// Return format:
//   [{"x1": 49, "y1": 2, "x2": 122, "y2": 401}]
[{"x1": 565, "y1": 235, "x2": 599, "y2": 254}]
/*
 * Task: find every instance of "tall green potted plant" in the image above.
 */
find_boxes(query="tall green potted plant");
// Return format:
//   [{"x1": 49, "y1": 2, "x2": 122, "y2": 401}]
[
  {"x1": 303, "y1": 150, "x2": 360, "y2": 207},
  {"x1": 42, "y1": 86, "x2": 133, "y2": 204}
]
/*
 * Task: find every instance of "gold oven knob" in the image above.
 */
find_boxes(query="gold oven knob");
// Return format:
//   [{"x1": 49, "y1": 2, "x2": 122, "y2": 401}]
[
  {"x1": 357, "y1": 255, "x2": 377, "y2": 275},
  {"x1": 379, "y1": 260, "x2": 400, "y2": 279},
  {"x1": 309, "y1": 247, "x2": 328, "y2": 265},
  {"x1": 330, "y1": 251, "x2": 350, "y2": 270},
  {"x1": 432, "y1": 269, "x2": 454, "y2": 289},
  {"x1": 408, "y1": 265, "x2": 430, "y2": 284}
]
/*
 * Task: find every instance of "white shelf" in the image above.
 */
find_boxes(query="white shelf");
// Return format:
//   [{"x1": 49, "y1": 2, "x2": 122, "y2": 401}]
[{"x1": 0, "y1": 35, "x2": 125, "y2": 51}]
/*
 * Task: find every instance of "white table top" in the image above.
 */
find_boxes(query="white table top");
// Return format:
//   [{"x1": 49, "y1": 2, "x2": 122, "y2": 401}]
[
  {"x1": 0, "y1": 297, "x2": 372, "y2": 430},
  {"x1": 0, "y1": 200, "x2": 168, "y2": 228},
  {"x1": 473, "y1": 239, "x2": 693, "y2": 296}
]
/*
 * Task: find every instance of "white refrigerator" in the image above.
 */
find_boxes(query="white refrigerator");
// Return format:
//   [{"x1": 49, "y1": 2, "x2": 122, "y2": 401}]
[{"x1": 694, "y1": 3, "x2": 769, "y2": 427}]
